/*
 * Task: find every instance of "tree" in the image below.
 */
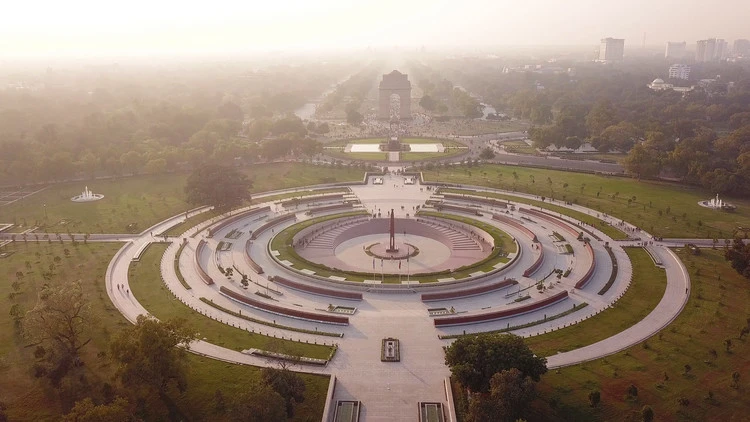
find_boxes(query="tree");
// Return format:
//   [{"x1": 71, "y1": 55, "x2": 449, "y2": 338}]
[
  {"x1": 641, "y1": 405, "x2": 654, "y2": 422},
  {"x1": 62, "y1": 397, "x2": 134, "y2": 422},
  {"x1": 623, "y1": 143, "x2": 662, "y2": 180},
  {"x1": 419, "y1": 94, "x2": 437, "y2": 112},
  {"x1": 346, "y1": 108, "x2": 364, "y2": 125},
  {"x1": 23, "y1": 281, "x2": 91, "y2": 376},
  {"x1": 588, "y1": 390, "x2": 601, "y2": 408},
  {"x1": 109, "y1": 315, "x2": 197, "y2": 395},
  {"x1": 479, "y1": 147, "x2": 495, "y2": 160},
  {"x1": 229, "y1": 380, "x2": 286, "y2": 422},
  {"x1": 479, "y1": 368, "x2": 536, "y2": 422},
  {"x1": 185, "y1": 164, "x2": 252, "y2": 210},
  {"x1": 444, "y1": 334, "x2": 547, "y2": 393},
  {"x1": 261, "y1": 367, "x2": 306, "y2": 417}
]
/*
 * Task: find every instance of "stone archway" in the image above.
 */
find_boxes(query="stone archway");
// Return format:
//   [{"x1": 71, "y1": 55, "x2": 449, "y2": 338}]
[{"x1": 378, "y1": 70, "x2": 412, "y2": 120}]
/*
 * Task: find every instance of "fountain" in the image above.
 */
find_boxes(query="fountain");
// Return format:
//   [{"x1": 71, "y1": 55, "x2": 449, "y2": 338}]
[
  {"x1": 71, "y1": 186, "x2": 104, "y2": 202},
  {"x1": 698, "y1": 194, "x2": 735, "y2": 211}
]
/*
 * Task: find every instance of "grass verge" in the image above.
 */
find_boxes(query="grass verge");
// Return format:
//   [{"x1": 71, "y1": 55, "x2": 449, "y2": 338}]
[{"x1": 128, "y1": 243, "x2": 334, "y2": 360}]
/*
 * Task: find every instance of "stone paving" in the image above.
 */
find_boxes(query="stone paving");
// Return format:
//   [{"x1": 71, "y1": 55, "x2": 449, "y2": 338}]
[{"x1": 98, "y1": 174, "x2": 692, "y2": 421}]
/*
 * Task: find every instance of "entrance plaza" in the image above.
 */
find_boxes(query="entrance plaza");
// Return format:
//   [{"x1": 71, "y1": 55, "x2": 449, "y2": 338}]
[{"x1": 102, "y1": 170, "x2": 691, "y2": 421}]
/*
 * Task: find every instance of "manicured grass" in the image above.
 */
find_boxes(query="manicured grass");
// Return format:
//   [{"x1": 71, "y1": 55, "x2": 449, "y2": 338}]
[
  {"x1": 0, "y1": 241, "x2": 331, "y2": 421},
  {"x1": 531, "y1": 248, "x2": 750, "y2": 421},
  {"x1": 0, "y1": 242, "x2": 125, "y2": 421},
  {"x1": 1, "y1": 163, "x2": 365, "y2": 236},
  {"x1": 422, "y1": 164, "x2": 750, "y2": 238},
  {"x1": 440, "y1": 187, "x2": 627, "y2": 240},
  {"x1": 128, "y1": 243, "x2": 334, "y2": 360},
  {"x1": 177, "y1": 355, "x2": 330, "y2": 421},
  {"x1": 525, "y1": 248, "x2": 666, "y2": 357}
]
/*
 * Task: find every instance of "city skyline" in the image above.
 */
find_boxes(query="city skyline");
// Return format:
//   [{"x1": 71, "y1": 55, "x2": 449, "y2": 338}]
[{"x1": 1, "y1": 0, "x2": 748, "y2": 56}]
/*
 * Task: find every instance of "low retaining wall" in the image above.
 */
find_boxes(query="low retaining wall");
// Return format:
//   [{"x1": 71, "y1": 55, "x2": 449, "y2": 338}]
[
  {"x1": 280, "y1": 193, "x2": 344, "y2": 208},
  {"x1": 195, "y1": 240, "x2": 214, "y2": 285},
  {"x1": 441, "y1": 193, "x2": 508, "y2": 209},
  {"x1": 270, "y1": 275, "x2": 363, "y2": 301},
  {"x1": 421, "y1": 278, "x2": 517, "y2": 302},
  {"x1": 250, "y1": 213, "x2": 296, "y2": 240},
  {"x1": 307, "y1": 202, "x2": 353, "y2": 216},
  {"x1": 243, "y1": 239, "x2": 264, "y2": 274},
  {"x1": 574, "y1": 242, "x2": 597, "y2": 289},
  {"x1": 433, "y1": 290, "x2": 569, "y2": 327},
  {"x1": 207, "y1": 206, "x2": 270, "y2": 238},
  {"x1": 519, "y1": 208, "x2": 580, "y2": 238},
  {"x1": 523, "y1": 245, "x2": 545, "y2": 278},
  {"x1": 219, "y1": 286, "x2": 349, "y2": 325},
  {"x1": 492, "y1": 213, "x2": 538, "y2": 242}
]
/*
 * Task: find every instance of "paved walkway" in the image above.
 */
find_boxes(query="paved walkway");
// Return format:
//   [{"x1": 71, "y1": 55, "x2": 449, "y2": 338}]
[{"x1": 98, "y1": 179, "x2": 692, "y2": 421}]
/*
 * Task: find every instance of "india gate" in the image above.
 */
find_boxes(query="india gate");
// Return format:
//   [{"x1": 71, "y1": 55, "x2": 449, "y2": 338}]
[{"x1": 378, "y1": 70, "x2": 412, "y2": 120}]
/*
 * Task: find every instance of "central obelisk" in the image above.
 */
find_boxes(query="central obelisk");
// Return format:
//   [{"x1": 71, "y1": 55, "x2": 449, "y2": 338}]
[{"x1": 386, "y1": 208, "x2": 398, "y2": 252}]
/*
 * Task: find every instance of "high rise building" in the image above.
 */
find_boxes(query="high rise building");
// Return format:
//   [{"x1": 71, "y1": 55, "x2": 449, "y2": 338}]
[
  {"x1": 599, "y1": 38, "x2": 625, "y2": 62},
  {"x1": 668, "y1": 64, "x2": 691, "y2": 80},
  {"x1": 665, "y1": 42, "x2": 687, "y2": 59},
  {"x1": 696, "y1": 38, "x2": 726, "y2": 61},
  {"x1": 734, "y1": 39, "x2": 750, "y2": 56}
]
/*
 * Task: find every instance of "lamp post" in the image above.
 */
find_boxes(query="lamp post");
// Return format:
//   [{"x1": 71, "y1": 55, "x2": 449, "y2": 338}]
[{"x1": 43, "y1": 204, "x2": 47, "y2": 220}]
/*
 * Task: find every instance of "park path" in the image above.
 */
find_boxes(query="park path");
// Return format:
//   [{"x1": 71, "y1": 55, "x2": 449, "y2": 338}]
[{"x1": 98, "y1": 181, "x2": 696, "y2": 421}]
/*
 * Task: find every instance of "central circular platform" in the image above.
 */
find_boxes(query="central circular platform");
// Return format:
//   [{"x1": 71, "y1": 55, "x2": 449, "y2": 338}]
[
  {"x1": 367, "y1": 241, "x2": 418, "y2": 260},
  {"x1": 290, "y1": 216, "x2": 496, "y2": 276}
]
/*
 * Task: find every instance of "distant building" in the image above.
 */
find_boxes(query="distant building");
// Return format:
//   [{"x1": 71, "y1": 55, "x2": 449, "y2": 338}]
[
  {"x1": 696, "y1": 38, "x2": 726, "y2": 61},
  {"x1": 734, "y1": 39, "x2": 750, "y2": 56},
  {"x1": 599, "y1": 38, "x2": 625, "y2": 62},
  {"x1": 668, "y1": 64, "x2": 691, "y2": 80},
  {"x1": 648, "y1": 78, "x2": 694, "y2": 93},
  {"x1": 665, "y1": 42, "x2": 687, "y2": 59}
]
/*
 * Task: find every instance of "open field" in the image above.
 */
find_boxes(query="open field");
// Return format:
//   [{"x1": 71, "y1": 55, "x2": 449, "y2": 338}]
[
  {"x1": 128, "y1": 243, "x2": 334, "y2": 360},
  {"x1": 0, "y1": 163, "x2": 365, "y2": 235},
  {"x1": 0, "y1": 242, "x2": 331, "y2": 420},
  {"x1": 422, "y1": 164, "x2": 750, "y2": 238},
  {"x1": 525, "y1": 248, "x2": 666, "y2": 357},
  {"x1": 530, "y1": 248, "x2": 750, "y2": 421}
]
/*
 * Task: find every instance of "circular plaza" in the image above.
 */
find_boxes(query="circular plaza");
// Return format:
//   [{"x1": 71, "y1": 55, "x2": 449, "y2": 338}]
[{"x1": 105, "y1": 170, "x2": 690, "y2": 420}]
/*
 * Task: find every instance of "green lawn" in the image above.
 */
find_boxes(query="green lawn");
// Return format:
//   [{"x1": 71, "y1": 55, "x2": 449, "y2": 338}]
[
  {"x1": 0, "y1": 242, "x2": 331, "y2": 421},
  {"x1": 531, "y1": 248, "x2": 750, "y2": 421},
  {"x1": 440, "y1": 187, "x2": 627, "y2": 240},
  {"x1": 0, "y1": 163, "x2": 365, "y2": 236},
  {"x1": 422, "y1": 164, "x2": 750, "y2": 238},
  {"x1": 525, "y1": 248, "x2": 666, "y2": 357},
  {"x1": 128, "y1": 243, "x2": 335, "y2": 360}
]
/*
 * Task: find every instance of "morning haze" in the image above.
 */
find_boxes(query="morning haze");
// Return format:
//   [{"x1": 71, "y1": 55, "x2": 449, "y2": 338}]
[
  {"x1": 1, "y1": 1, "x2": 750, "y2": 422},
  {"x1": 1, "y1": 0, "x2": 749, "y2": 55}
]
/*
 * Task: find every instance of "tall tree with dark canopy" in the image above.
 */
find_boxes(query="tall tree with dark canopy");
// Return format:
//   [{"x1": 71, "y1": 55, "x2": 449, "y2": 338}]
[
  {"x1": 261, "y1": 367, "x2": 306, "y2": 417},
  {"x1": 466, "y1": 368, "x2": 537, "y2": 422},
  {"x1": 185, "y1": 164, "x2": 252, "y2": 209},
  {"x1": 109, "y1": 315, "x2": 197, "y2": 395},
  {"x1": 444, "y1": 333, "x2": 547, "y2": 393},
  {"x1": 23, "y1": 280, "x2": 92, "y2": 382}
]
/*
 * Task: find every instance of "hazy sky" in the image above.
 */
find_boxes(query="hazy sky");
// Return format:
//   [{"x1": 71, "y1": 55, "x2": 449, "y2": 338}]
[{"x1": 1, "y1": 0, "x2": 748, "y2": 56}]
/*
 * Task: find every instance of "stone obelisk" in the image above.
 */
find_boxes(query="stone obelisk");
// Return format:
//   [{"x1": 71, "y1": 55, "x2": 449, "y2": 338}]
[{"x1": 387, "y1": 209, "x2": 397, "y2": 252}]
